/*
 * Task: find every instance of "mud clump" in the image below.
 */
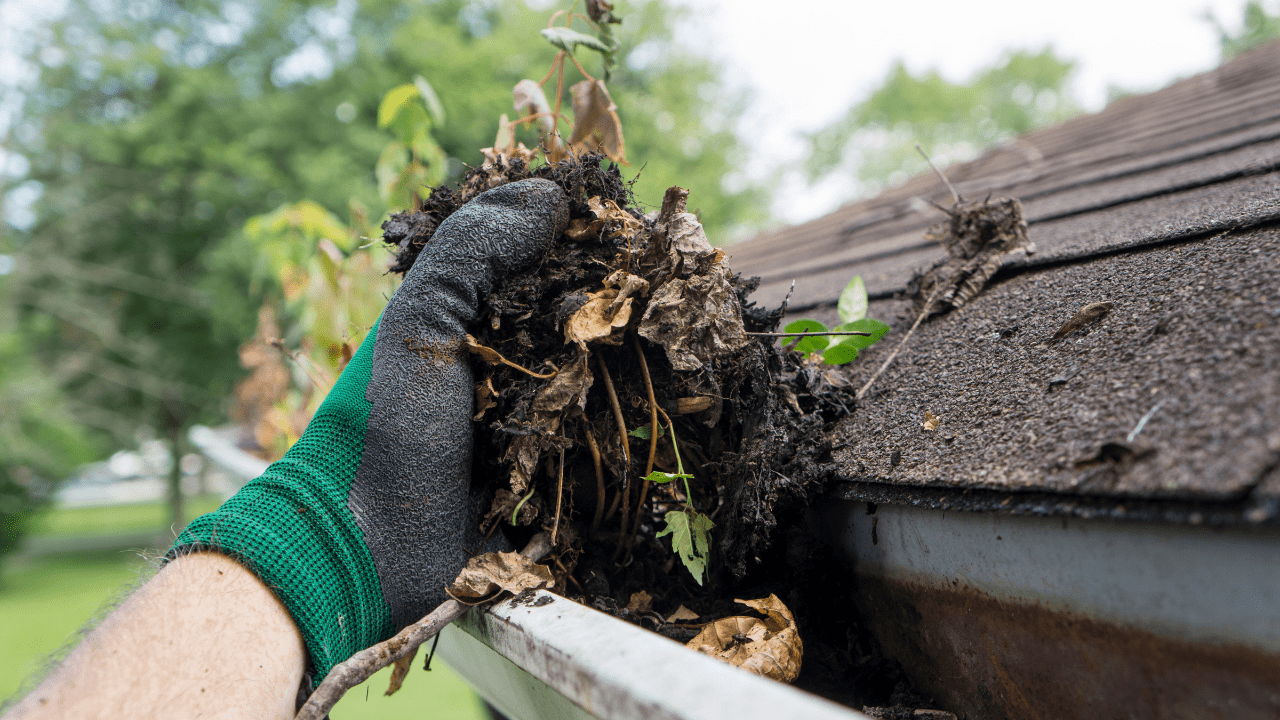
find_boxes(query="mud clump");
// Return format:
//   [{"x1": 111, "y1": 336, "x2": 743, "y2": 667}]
[{"x1": 382, "y1": 155, "x2": 880, "y2": 704}]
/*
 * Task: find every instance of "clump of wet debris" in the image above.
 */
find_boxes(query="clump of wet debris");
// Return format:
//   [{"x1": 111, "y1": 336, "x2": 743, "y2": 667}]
[{"x1": 381, "y1": 154, "x2": 931, "y2": 709}]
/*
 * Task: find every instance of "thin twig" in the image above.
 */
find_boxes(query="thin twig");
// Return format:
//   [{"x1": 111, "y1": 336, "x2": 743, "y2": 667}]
[
  {"x1": 566, "y1": 51, "x2": 596, "y2": 83},
  {"x1": 584, "y1": 424, "x2": 606, "y2": 531},
  {"x1": 1127, "y1": 400, "x2": 1166, "y2": 442},
  {"x1": 916, "y1": 143, "x2": 960, "y2": 204},
  {"x1": 296, "y1": 534, "x2": 553, "y2": 720},
  {"x1": 628, "y1": 334, "x2": 660, "y2": 549},
  {"x1": 551, "y1": 448, "x2": 565, "y2": 544},
  {"x1": 746, "y1": 331, "x2": 872, "y2": 338},
  {"x1": 856, "y1": 287, "x2": 943, "y2": 401}
]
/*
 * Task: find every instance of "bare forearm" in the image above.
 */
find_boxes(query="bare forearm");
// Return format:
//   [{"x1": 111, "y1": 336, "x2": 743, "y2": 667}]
[{"x1": 5, "y1": 553, "x2": 306, "y2": 720}]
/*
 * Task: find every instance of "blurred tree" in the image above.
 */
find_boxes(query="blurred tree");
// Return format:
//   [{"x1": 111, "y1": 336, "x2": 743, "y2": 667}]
[
  {"x1": 0, "y1": 0, "x2": 761, "y2": 534},
  {"x1": 1208, "y1": 1, "x2": 1280, "y2": 60},
  {"x1": 0, "y1": 267, "x2": 99, "y2": 560},
  {"x1": 805, "y1": 47, "x2": 1080, "y2": 193}
]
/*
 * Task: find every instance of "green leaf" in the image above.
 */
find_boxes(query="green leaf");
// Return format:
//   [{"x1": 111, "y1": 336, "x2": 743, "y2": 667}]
[
  {"x1": 540, "y1": 27, "x2": 613, "y2": 55},
  {"x1": 628, "y1": 424, "x2": 665, "y2": 440},
  {"x1": 412, "y1": 75, "x2": 446, "y2": 127},
  {"x1": 377, "y1": 84, "x2": 420, "y2": 129},
  {"x1": 831, "y1": 318, "x2": 891, "y2": 350},
  {"x1": 821, "y1": 344, "x2": 858, "y2": 365},
  {"x1": 644, "y1": 470, "x2": 692, "y2": 484},
  {"x1": 837, "y1": 275, "x2": 868, "y2": 323},
  {"x1": 656, "y1": 509, "x2": 714, "y2": 585},
  {"x1": 782, "y1": 319, "x2": 829, "y2": 356}
]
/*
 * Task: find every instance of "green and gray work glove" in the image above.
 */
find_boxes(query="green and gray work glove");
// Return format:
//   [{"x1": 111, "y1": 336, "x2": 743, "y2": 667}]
[{"x1": 171, "y1": 179, "x2": 569, "y2": 681}]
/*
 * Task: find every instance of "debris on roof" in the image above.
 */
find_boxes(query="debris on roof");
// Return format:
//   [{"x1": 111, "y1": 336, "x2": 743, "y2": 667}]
[{"x1": 732, "y1": 41, "x2": 1280, "y2": 520}]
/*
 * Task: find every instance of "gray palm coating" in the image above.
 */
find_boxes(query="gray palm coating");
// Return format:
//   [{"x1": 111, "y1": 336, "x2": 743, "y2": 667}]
[{"x1": 349, "y1": 179, "x2": 569, "y2": 629}]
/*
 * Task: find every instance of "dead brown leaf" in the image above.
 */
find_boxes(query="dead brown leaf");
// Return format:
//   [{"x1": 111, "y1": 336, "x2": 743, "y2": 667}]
[
  {"x1": 564, "y1": 270, "x2": 650, "y2": 348},
  {"x1": 445, "y1": 550, "x2": 555, "y2": 606},
  {"x1": 666, "y1": 605, "x2": 700, "y2": 623},
  {"x1": 474, "y1": 377, "x2": 498, "y2": 421},
  {"x1": 686, "y1": 594, "x2": 802, "y2": 683},
  {"x1": 504, "y1": 352, "x2": 593, "y2": 493},
  {"x1": 513, "y1": 79, "x2": 561, "y2": 158},
  {"x1": 626, "y1": 590, "x2": 653, "y2": 614},
  {"x1": 1049, "y1": 301, "x2": 1114, "y2": 343},
  {"x1": 567, "y1": 79, "x2": 627, "y2": 164},
  {"x1": 384, "y1": 645, "x2": 418, "y2": 696},
  {"x1": 638, "y1": 264, "x2": 748, "y2": 372},
  {"x1": 911, "y1": 197, "x2": 1030, "y2": 316}
]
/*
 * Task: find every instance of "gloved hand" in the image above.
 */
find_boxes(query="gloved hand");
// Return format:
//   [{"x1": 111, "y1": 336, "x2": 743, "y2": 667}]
[{"x1": 171, "y1": 178, "x2": 569, "y2": 682}]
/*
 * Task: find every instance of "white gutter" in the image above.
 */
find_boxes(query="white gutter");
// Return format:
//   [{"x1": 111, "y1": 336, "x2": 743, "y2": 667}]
[{"x1": 438, "y1": 590, "x2": 870, "y2": 720}]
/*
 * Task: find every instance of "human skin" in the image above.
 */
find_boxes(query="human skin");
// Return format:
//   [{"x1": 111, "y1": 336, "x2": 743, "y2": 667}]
[{"x1": 4, "y1": 553, "x2": 306, "y2": 720}]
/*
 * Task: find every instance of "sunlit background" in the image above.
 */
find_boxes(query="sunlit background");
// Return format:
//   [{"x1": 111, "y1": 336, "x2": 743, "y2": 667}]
[{"x1": 1, "y1": 0, "x2": 1277, "y2": 716}]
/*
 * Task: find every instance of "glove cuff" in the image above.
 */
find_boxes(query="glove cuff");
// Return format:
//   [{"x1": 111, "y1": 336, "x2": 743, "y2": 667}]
[{"x1": 170, "y1": 322, "x2": 393, "y2": 681}]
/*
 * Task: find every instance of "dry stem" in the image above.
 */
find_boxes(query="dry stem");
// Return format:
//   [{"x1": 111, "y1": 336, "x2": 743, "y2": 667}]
[
  {"x1": 855, "y1": 288, "x2": 943, "y2": 401},
  {"x1": 584, "y1": 424, "x2": 606, "y2": 530},
  {"x1": 628, "y1": 333, "x2": 659, "y2": 547},
  {"x1": 295, "y1": 533, "x2": 553, "y2": 720},
  {"x1": 552, "y1": 448, "x2": 566, "y2": 544}
]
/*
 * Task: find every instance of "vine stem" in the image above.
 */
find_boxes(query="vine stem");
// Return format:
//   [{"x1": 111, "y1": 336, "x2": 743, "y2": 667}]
[
  {"x1": 551, "y1": 448, "x2": 565, "y2": 544},
  {"x1": 584, "y1": 423, "x2": 606, "y2": 531},
  {"x1": 627, "y1": 334, "x2": 659, "y2": 548}
]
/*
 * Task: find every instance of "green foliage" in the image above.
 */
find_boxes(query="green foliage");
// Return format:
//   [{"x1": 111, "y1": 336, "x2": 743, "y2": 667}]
[
  {"x1": 806, "y1": 48, "x2": 1080, "y2": 190},
  {"x1": 0, "y1": 275, "x2": 98, "y2": 561},
  {"x1": 782, "y1": 276, "x2": 890, "y2": 365},
  {"x1": 655, "y1": 508, "x2": 713, "y2": 586},
  {"x1": 1208, "y1": 1, "x2": 1280, "y2": 60},
  {"x1": 627, "y1": 423, "x2": 664, "y2": 440},
  {"x1": 0, "y1": 0, "x2": 763, "y2": 541}
]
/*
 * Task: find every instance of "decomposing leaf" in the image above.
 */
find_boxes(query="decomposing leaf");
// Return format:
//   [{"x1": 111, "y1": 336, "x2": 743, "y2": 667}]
[
  {"x1": 922, "y1": 411, "x2": 940, "y2": 431},
  {"x1": 675, "y1": 396, "x2": 713, "y2": 414},
  {"x1": 666, "y1": 605, "x2": 700, "y2": 623},
  {"x1": 911, "y1": 197, "x2": 1030, "y2": 316},
  {"x1": 639, "y1": 265, "x2": 748, "y2": 372},
  {"x1": 474, "y1": 377, "x2": 498, "y2": 421},
  {"x1": 503, "y1": 352, "x2": 593, "y2": 493},
  {"x1": 638, "y1": 188, "x2": 747, "y2": 371},
  {"x1": 484, "y1": 488, "x2": 537, "y2": 531},
  {"x1": 385, "y1": 646, "x2": 418, "y2": 696},
  {"x1": 446, "y1": 550, "x2": 555, "y2": 605},
  {"x1": 686, "y1": 594, "x2": 803, "y2": 683},
  {"x1": 567, "y1": 79, "x2": 627, "y2": 164},
  {"x1": 586, "y1": 0, "x2": 620, "y2": 24},
  {"x1": 1049, "y1": 301, "x2": 1114, "y2": 343},
  {"x1": 657, "y1": 509, "x2": 713, "y2": 585},
  {"x1": 626, "y1": 590, "x2": 653, "y2": 613},
  {"x1": 564, "y1": 270, "x2": 650, "y2": 348},
  {"x1": 512, "y1": 79, "x2": 560, "y2": 156}
]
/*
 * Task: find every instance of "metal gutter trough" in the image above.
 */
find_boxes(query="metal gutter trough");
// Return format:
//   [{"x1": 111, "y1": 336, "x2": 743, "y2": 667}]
[
  {"x1": 437, "y1": 590, "x2": 870, "y2": 720},
  {"x1": 824, "y1": 498, "x2": 1280, "y2": 720}
]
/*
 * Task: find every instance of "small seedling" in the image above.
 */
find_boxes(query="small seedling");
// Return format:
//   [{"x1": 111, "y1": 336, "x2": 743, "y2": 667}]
[
  {"x1": 782, "y1": 275, "x2": 889, "y2": 364},
  {"x1": 644, "y1": 418, "x2": 713, "y2": 585}
]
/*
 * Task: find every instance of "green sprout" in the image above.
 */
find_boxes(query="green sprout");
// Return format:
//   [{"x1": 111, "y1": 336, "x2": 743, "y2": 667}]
[
  {"x1": 642, "y1": 420, "x2": 713, "y2": 585},
  {"x1": 782, "y1": 275, "x2": 889, "y2": 365}
]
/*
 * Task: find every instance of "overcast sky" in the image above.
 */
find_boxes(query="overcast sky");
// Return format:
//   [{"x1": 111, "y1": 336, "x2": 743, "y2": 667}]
[
  {"x1": 2, "y1": 0, "x2": 1268, "y2": 229},
  {"x1": 666, "y1": 0, "x2": 1255, "y2": 224}
]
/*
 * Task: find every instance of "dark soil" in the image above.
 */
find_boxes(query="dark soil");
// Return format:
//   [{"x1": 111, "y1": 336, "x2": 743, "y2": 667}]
[{"x1": 380, "y1": 155, "x2": 909, "y2": 709}]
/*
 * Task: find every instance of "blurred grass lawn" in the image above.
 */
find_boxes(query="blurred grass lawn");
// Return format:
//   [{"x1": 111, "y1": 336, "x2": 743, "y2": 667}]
[{"x1": 1, "y1": 502, "x2": 489, "y2": 720}]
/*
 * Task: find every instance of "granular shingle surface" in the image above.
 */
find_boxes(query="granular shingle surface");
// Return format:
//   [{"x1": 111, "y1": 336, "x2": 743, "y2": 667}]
[{"x1": 730, "y1": 41, "x2": 1280, "y2": 515}]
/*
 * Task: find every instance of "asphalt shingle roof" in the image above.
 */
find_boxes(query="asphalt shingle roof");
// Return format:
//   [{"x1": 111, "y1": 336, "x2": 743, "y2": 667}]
[{"x1": 730, "y1": 41, "x2": 1280, "y2": 521}]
